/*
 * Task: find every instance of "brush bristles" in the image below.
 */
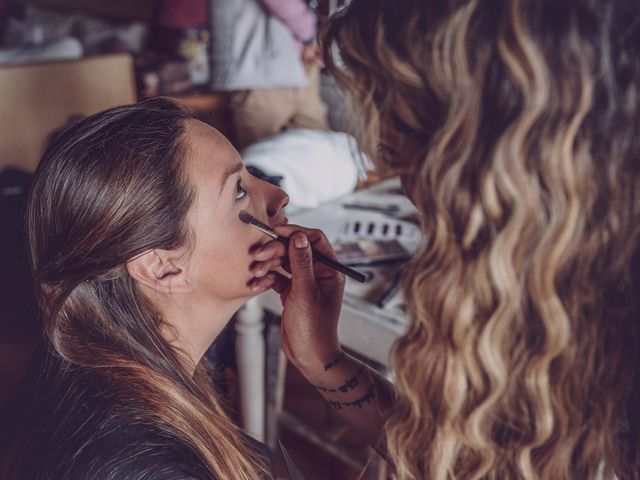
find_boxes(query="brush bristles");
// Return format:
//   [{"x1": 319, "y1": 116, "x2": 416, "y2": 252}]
[
  {"x1": 238, "y1": 210, "x2": 254, "y2": 224},
  {"x1": 239, "y1": 211, "x2": 278, "y2": 239}
]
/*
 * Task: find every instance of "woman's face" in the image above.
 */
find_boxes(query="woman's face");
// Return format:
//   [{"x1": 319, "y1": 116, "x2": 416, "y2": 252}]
[{"x1": 182, "y1": 119, "x2": 288, "y2": 303}]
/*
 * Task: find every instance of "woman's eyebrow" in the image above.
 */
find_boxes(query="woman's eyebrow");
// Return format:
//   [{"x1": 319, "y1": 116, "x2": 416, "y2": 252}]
[{"x1": 219, "y1": 163, "x2": 243, "y2": 195}]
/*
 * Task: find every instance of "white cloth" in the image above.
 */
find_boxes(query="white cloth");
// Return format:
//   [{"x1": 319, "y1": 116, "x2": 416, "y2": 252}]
[
  {"x1": 242, "y1": 129, "x2": 363, "y2": 211},
  {"x1": 209, "y1": 0, "x2": 308, "y2": 90},
  {"x1": 2, "y1": 7, "x2": 147, "y2": 55},
  {"x1": 0, "y1": 37, "x2": 82, "y2": 66}
]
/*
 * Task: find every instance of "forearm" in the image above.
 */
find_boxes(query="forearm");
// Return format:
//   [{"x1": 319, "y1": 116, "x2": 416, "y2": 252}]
[
  {"x1": 297, "y1": 350, "x2": 395, "y2": 462},
  {"x1": 259, "y1": 0, "x2": 317, "y2": 43}
]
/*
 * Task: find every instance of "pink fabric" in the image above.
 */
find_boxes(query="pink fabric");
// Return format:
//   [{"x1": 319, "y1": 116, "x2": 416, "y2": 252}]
[
  {"x1": 260, "y1": 0, "x2": 317, "y2": 45},
  {"x1": 158, "y1": 0, "x2": 208, "y2": 28}
]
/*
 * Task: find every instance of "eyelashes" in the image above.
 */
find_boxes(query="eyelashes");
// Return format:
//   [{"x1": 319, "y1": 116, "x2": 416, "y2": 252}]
[{"x1": 235, "y1": 178, "x2": 248, "y2": 201}]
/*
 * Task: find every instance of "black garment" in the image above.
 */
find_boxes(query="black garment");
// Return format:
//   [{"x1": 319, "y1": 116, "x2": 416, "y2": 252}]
[
  {"x1": 0, "y1": 346, "x2": 271, "y2": 479},
  {"x1": 66, "y1": 423, "x2": 206, "y2": 480}
]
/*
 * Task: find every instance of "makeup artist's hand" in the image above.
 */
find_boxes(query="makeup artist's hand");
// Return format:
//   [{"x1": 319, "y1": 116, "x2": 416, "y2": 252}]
[
  {"x1": 301, "y1": 39, "x2": 324, "y2": 67},
  {"x1": 253, "y1": 225, "x2": 345, "y2": 378}
]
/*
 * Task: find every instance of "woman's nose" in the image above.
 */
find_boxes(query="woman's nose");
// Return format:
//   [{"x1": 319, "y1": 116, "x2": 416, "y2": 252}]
[{"x1": 266, "y1": 183, "x2": 289, "y2": 218}]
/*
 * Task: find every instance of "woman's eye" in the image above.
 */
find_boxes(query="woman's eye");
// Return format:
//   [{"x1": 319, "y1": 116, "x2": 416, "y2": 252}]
[{"x1": 235, "y1": 179, "x2": 248, "y2": 201}]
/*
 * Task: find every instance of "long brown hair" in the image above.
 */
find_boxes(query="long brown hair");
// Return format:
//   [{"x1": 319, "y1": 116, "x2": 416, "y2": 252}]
[
  {"x1": 23, "y1": 97, "x2": 268, "y2": 478},
  {"x1": 324, "y1": 0, "x2": 640, "y2": 478}
]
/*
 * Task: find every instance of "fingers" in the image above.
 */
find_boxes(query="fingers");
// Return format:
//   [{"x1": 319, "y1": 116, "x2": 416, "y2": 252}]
[
  {"x1": 247, "y1": 274, "x2": 272, "y2": 292},
  {"x1": 274, "y1": 224, "x2": 338, "y2": 260},
  {"x1": 287, "y1": 232, "x2": 318, "y2": 295},
  {"x1": 250, "y1": 225, "x2": 339, "y2": 288},
  {"x1": 247, "y1": 271, "x2": 291, "y2": 308},
  {"x1": 273, "y1": 224, "x2": 321, "y2": 238},
  {"x1": 248, "y1": 271, "x2": 284, "y2": 292},
  {"x1": 252, "y1": 224, "x2": 334, "y2": 260},
  {"x1": 269, "y1": 271, "x2": 290, "y2": 296},
  {"x1": 251, "y1": 239, "x2": 290, "y2": 275},
  {"x1": 251, "y1": 239, "x2": 287, "y2": 261},
  {"x1": 250, "y1": 256, "x2": 284, "y2": 278},
  {"x1": 251, "y1": 223, "x2": 335, "y2": 268}
]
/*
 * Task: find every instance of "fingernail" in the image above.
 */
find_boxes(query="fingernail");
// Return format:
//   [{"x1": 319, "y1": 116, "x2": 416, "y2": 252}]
[{"x1": 295, "y1": 234, "x2": 308, "y2": 249}]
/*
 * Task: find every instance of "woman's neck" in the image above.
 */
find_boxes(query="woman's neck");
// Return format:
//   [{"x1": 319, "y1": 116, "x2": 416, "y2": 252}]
[{"x1": 155, "y1": 293, "x2": 247, "y2": 375}]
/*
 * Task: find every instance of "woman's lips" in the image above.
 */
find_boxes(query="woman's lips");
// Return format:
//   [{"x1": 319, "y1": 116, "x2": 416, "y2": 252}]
[{"x1": 272, "y1": 217, "x2": 288, "y2": 228}]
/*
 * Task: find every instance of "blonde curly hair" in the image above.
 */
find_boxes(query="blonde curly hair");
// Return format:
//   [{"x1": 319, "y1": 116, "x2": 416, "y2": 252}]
[{"x1": 324, "y1": 0, "x2": 640, "y2": 478}]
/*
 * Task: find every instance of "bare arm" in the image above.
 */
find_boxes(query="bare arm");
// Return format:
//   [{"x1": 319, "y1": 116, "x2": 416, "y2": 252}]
[
  {"x1": 258, "y1": 0, "x2": 317, "y2": 43},
  {"x1": 298, "y1": 349, "x2": 395, "y2": 461},
  {"x1": 250, "y1": 225, "x2": 396, "y2": 460}
]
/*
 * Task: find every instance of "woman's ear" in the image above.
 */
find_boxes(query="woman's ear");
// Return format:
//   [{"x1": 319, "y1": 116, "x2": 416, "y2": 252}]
[{"x1": 126, "y1": 249, "x2": 193, "y2": 294}]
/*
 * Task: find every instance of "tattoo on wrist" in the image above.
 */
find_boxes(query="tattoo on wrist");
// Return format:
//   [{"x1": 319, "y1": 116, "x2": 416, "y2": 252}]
[
  {"x1": 327, "y1": 384, "x2": 375, "y2": 410},
  {"x1": 314, "y1": 366, "x2": 365, "y2": 393},
  {"x1": 323, "y1": 351, "x2": 345, "y2": 371}
]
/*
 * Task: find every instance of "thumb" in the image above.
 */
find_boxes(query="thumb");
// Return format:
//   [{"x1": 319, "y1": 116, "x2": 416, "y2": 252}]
[{"x1": 288, "y1": 232, "x2": 316, "y2": 291}]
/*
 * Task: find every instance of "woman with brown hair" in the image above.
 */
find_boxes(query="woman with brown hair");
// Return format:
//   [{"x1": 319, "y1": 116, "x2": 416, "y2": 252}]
[
  {"x1": 263, "y1": 0, "x2": 640, "y2": 478},
  {"x1": 0, "y1": 97, "x2": 299, "y2": 479}
]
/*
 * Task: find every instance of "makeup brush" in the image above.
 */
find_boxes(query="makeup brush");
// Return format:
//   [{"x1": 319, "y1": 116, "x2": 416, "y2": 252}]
[{"x1": 239, "y1": 211, "x2": 367, "y2": 283}]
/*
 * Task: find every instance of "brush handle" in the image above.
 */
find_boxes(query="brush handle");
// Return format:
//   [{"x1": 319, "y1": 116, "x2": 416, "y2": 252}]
[{"x1": 276, "y1": 235, "x2": 367, "y2": 283}]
